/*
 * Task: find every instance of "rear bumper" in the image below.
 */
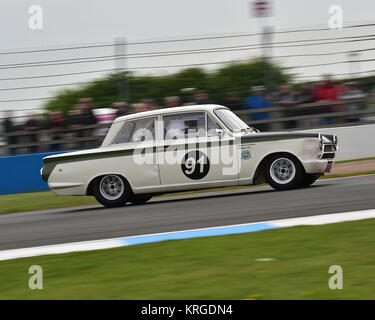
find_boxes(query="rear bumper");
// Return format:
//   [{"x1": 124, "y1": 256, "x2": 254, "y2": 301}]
[{"x1": 49, "y1": 182, "x2": 86, "y2": 196}]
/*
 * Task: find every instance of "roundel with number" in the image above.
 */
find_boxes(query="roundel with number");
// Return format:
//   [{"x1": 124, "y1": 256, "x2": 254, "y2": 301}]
[{"x1": 181, "y1": 150, "x2": 210, "y2": 180}]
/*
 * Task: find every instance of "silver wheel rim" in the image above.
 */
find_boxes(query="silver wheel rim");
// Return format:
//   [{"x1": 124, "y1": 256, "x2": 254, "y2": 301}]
[
  {"x1": 99, "y1": 175, "x2": 124, "y2": 200},
  {"x1": 270, "y1": 158, "x2": 296, "y2": 184}
]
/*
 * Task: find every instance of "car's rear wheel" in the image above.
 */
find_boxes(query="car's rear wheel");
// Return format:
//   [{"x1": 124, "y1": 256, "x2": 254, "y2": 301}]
[
  {"x1": 129, "y1": 194, "x2": 152, "y2": 205},
  {"x1": 93, "y1": 174, "x2": 131, "y2": 207},
  {"x1": 265, "y1": 154, "x2": 304, "y2": 191}
]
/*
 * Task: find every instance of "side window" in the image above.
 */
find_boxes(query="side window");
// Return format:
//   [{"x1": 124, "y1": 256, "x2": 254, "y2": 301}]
[
  {"x1": 114, "y1": 122, "x2": 134, "y2": 144},
  {"x1": 207, "y1": 115, "x2": 222, "y2": 137},
  {"x1": 113, "y1": 117, "x2": 156, "y2": 144},
  {"x1": 163, "y1": 112, "x2": 206, "y2": 140}
]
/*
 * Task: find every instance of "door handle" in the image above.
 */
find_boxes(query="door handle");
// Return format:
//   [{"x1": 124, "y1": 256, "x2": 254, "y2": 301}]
[{"x1": 157, "y1": 145, "x2": 172, "y2": 152}]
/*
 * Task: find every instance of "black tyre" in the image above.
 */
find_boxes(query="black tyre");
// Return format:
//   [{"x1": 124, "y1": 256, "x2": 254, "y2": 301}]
[
  {"x1": 299, "y1": 173, "x2": 321, "y2": 188},
  {"x1": 264, "y1": 154, "x2": 304, "y2": 191},
  {"x1": 129, "y1": 194, "x2": 152, "y2": 205},
  {"x1": 93, "y1": 174, "x2": 131, "y2": 207}
]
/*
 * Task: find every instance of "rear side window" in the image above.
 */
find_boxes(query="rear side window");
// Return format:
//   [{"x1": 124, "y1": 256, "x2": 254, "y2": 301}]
[
  {"x1": 113, "y1": 117, "x2": 156, "y2": 144},
  {"x1": 163, "y1": 112, "x2": 206, "y2": 140}
]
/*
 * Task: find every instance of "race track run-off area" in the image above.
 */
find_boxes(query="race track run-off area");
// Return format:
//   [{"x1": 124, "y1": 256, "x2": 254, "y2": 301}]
[{"x1": 0, "y1": 175, "x2": 374, "y2": 257}]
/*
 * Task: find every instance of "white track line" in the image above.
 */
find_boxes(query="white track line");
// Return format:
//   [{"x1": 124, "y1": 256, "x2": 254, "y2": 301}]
[{"x1": 0, "y1": 208, "x2": 375, "y2": 262}]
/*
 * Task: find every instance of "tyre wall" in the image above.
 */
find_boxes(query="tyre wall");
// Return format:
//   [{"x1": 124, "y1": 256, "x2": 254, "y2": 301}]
[{"x1": 0, "y1": 151, "x2": 68, "y2": 195}]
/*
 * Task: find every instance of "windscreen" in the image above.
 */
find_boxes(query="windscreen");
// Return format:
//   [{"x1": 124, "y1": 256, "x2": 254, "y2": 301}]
[{"x1": 215, "y1": 108, "x2": 250, "y2": 132}]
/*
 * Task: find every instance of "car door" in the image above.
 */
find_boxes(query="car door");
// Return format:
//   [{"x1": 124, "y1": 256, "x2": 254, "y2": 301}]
[
  {"x1": 157, "y1": 111, "x2": 239, "y2": 189},
  {"x1": 112, "y1": 116, "x2": 160, "y2": 189}
]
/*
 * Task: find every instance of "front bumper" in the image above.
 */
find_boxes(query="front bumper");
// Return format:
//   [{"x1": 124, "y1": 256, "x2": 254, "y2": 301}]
[
  {"x1": 303, "y1": 159, "x2": 334, "y2": 174},
  {"x1": 325, "y1": 160, "x2": 334, "y2": 173}
]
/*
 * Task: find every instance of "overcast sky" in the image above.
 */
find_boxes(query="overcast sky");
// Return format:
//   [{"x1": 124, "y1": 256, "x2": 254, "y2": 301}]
[{"x1": 0, "y1": 0, "x2": 374, "y2": 114}]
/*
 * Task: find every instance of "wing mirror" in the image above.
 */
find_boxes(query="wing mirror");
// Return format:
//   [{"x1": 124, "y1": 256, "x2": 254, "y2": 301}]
[{"x1": 215, "y1": 128, "x2": 224, "y2": 138}]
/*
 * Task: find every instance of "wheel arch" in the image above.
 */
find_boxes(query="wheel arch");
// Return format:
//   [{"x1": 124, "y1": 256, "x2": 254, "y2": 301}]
[
  {"x1": 252, "y1": 151, "x2": 306, "y2": 185},
  {"x1": 86, "y1": 173, "x2": 133, "y2": 196}
]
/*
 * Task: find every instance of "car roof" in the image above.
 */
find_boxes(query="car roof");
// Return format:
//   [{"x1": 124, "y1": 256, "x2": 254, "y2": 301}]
[{"x1": 114, "y1": 104, "x2": 228, "y2": 123}]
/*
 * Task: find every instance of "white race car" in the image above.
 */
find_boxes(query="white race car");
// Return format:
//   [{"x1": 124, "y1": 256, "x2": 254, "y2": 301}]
[{"x1": 41, "y1": 105, "x2": 338, "y2": 207}]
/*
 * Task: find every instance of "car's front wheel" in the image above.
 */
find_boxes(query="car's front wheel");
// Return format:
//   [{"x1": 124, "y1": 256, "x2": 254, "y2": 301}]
[
  {"x1": 265, "y1": 154, "x2": 304, "y2": 191},
  {"x1": 93, "y1": 174, "x2": 131, "y2": 207}
]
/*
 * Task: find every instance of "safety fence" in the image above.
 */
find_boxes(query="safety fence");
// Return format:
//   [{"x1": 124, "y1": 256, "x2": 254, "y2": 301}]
[
  {"x1": 0, "y1": 98, "x2": 374, "y2": 156},
  {"x1": 235, "y1": 98, "x2": 374, "y2": 130}
]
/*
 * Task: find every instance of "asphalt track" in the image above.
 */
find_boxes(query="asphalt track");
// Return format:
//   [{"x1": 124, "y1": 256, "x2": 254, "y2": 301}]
[{"x1": 0, "y1": 175, "x2": 374, "y2": 251}]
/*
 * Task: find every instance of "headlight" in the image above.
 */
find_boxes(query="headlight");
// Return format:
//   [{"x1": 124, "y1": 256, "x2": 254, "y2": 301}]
[
  {"x1": 303, "y1": 139, "x2": 321, "y2": 158},
  {"x1": 333, "y1": 134, "x2": 338, "y2": 150},
  {"x1": 318, "y1": 133, "x2": 323, "y2": 151}
]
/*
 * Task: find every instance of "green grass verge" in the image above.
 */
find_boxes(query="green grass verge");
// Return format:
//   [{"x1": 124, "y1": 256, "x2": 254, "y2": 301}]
[
  {"x1": 0, "y1": 170, "x2": 374, "y2": 215},
  {"x1": 335, "y1": 156, "x2": 375, "y2": 164},
  {"x1": 321, "y1": 170, "x2": 375, "y2": 179},
  {"x1": 0, "y1": 191, "x2": 98, "y2": 215},
  {"x1": 1, "y1": 218, "x2": 374, "y2": 299}
]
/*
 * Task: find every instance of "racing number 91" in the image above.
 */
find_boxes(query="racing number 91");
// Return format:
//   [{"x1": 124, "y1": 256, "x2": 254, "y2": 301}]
[{"x1": 181, "y1": 150, "x2": 210, "y2": 180}]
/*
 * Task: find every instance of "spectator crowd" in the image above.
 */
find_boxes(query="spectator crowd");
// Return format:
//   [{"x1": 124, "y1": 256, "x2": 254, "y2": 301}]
[{"x1": 1, "y1": 76, "x2": 369, "y2": 156}]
